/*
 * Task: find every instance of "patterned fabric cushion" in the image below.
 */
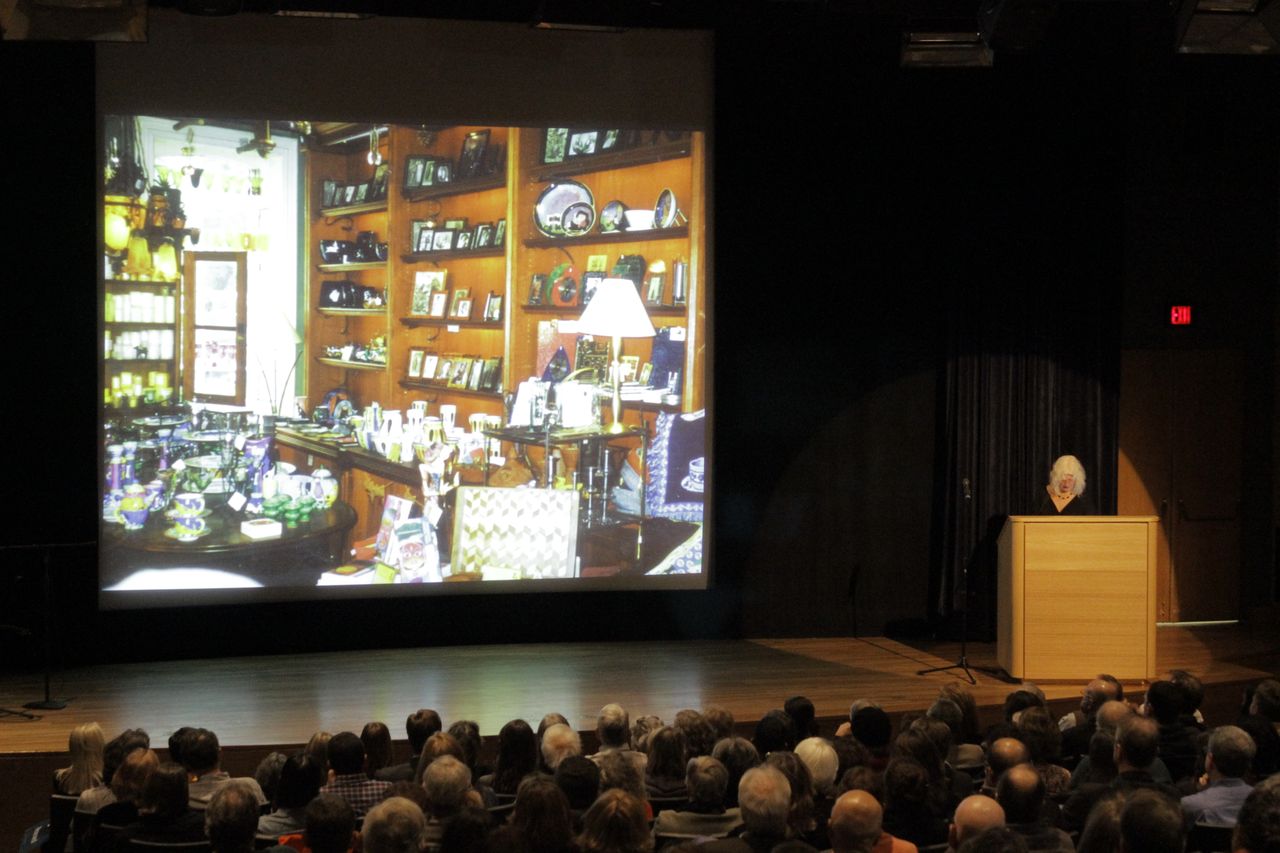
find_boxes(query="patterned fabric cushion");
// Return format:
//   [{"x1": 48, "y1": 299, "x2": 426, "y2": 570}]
[{"x1": 646, "y1": 410, "x2": 705, "y2": 522}]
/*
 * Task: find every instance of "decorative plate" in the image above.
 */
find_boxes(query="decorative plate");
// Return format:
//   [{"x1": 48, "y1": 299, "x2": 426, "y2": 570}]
[
  {"x1": 654, "y1": 188, "x2": 677, "y2": 229},
  {"x1": 534, "y1": 180, "x2": 594, "y2": 237},
  {"x1": 599, "y1": 200, "x2": 627, "y2": 232},
  {"x1": 165, "y1": 508, "x2": 212, "y2": 519},
  {"x1": 561, "y1": 201, "x2": 596, "y2": 237},
  {"x1": 164, "y1": 526, "x2": 212, "y2": 542}
]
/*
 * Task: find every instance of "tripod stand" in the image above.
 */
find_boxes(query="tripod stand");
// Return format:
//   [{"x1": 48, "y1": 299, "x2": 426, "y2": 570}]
[
  {"x1": 2, "y1": 543, "x2": 81, "y2": 715},
  {"x1": 917, "y1": 477, "x2": 1010, "y2": 685}
]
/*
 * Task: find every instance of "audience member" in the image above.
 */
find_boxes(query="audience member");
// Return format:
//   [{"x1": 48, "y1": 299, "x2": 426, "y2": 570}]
[
  {"x1": 295, "y1": 794, "x2": 357, "y2": 853},
  {"x1": 840, "y1": 766, "x2": 885, "y2": 805},
  {"x1": 910, "y1": 716, "x2": 974, "y2": 807},
  {"x1": 796, "y1": 737, "x2": 839, "y2": 801},
  {"x1": 55, "y1": 722, "x2": 105, "y2": 796},
  {"x1": 254, "y1": 752, "x2": 289, "y2": 806},
  {"x1": 1057, "y1": 678, "x2": 1115, "y2": 735},
  {"x1": 385, "y1": 781, "x2": 431, "y2": 814},
  {"x1": 361, "y1": 722, "x2": 395, "y2": 780},
  {"x1": 436, "y1": 807, "x2": 490, "y2": 853},
  {"x1": 754, "y1": 709, "x2": 797, "y2": 757},
  {"x1": 362, "y1": 796, "x2": 427, "y2": 853},
  {"x1": 321, "y1": 731, "x2": 392, "y2": 817},
  {"x1": 766, "y1": 749, "x2": 819, "y2": 845},
  {"x1": 994, "y1": 764, "x2": 1071, "y2": 853},
  {"x1": 786, "y1": 697, "x2": 820, "y2": 740},
  {"x1": 182, "y1": 728, "x2": 269, "y2": 809},
  {"x1": 259, "y1": 753, "x2": 325, "y2": 837},
  {"x1": 1120, "y1": 789, "x2": 1185, "y2": 853},
  {"x1": 1069, "y1": 700, "x2": 1176, "y2": 788},
  {"x1": 1014, "y1": 708, "x2": 1071, "y2": 799},
  {"x1": 881, "y1": 758, "x2": 949, "y2": 847},
  {"x1": 542, "y1": 724, "x2": 584, "y2": 773},
  {"x1": 939, "y1": 686, "x2": 984, "y2": 748},
  {"x1": 1233, "y1": 775, "x2": 1280, "y2": 853},
  {"x1": 379, "y1": 710, "x2": 441, "y2": 783},
  {"x1": 1060, "y1": 715, "x2": 1178, "y2": 832},
  {"x1": 116, "y1": 761, "x2": 206, "y2": 847},
  {"x1": 589, "y1": 704, "x2": 647, "y2": 778},
  {"x1": 1180, "y1": 724, "x2": 1256, "y2": 825},
  {"x1": 958, "y1": 826, "x2": 1029, "y2": 853},
  {"x1": 828, "y1": 789, "x2": 916, "y2": 853},
  {"x1": 1169, "y1": 669, "x2": 1206, "y2": 729},
  {"x1": 422, "y1": 755, "x2": 477, "y2": 846},
  {"x1": 483, "y1": 718, "x2": 540, "y2": 796},
  {"x1": 646, "y1": 726, "x2": 690, "y2": 799},
  {"x1": 86, "y1": 747, "x2": 159, "y2": 853},
  {"x1": 705, "y1": 706, "x2": 736, "y2": 743},
  {"x1": 834, "y1": 737, "x2": 875, "y2": 786},
  {"x1": 653, "y1": 755, "x2": 744, "y2": 840},
  {"x1": 1238, "y1": 714, "x2": 1280, "y2": 781},
  {"x1": 949, "y1": 795, "x2": 1005, "y2": 853},
  {"x1": 576, "y1": 788, "x2": 651, "y2": 853},
  {"x1": 489, "y1": 774, "x2": 576, "y2": 853},
  {"x1": 306, "y1": 732, "x2": 333, "y2": 776},
  {"x1": 554, "y1": 754, "x2": 601, "y2": 815},
  {"x1": 712, "y1": 737, "x2": 761, "y2": 807},
  {"x1": 674, "y1": 709, "x2": 718, "y2": 759},
  {"x1": 732, "y1": 765, "x2": 793, "y2": 852},
  {"x1": 448, "y1": 720, "x2": 491, "y2": 784},
  {"x1": 929, "y1": 698, "x2": 985, "y2": 770},
  {"x1": 632, "y1": 714, "x2": 664, "y2": 754},
  {"x1": 168, "y1": 727, "x2": 195, "y2": 768},
  {"x1": 206, "y1": 780, "x2": 271, "y2": 853},
  {"x1": 1073, "y1": 791, "x2": 1122, "y2": 853},
  {"x1": 849, "y1": 707, "x2": 893, "y2": 771},
  {"x1": 76, "y1": 728, "x2": 150, "y2": 816},
  {"x1": 1142, "y1": 681, "x2": 1199, "y2": 783},
  {"x1": 415, "y1": 732, "x2": 466, "y2": 784},
  {"x1": 598, "y1": 748, "x2": 650, "y2": 821},
  {"x1": 983, "y1": 738, "x2": 1030, "y2": 797}
]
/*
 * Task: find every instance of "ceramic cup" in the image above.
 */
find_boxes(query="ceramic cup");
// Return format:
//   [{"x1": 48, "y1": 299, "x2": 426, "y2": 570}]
[
  {"x1": 174, "y1": 492, "x2": 205, "y2": 515},
  {"x1": 683, "y1": 456, "x2": 705, "y2": 493},
  {"x1": 120, "y1": 506, "x2": 149, "y2": 530},
  {"x1": 145, "y1": 480, "x2": 166, "y2": 511},
  {"x1": 440, "y1": 404, "x2": 457, "y2": 433},
  {"x1": 175, "y1": 514, "x2": 206, "y2": 537}
]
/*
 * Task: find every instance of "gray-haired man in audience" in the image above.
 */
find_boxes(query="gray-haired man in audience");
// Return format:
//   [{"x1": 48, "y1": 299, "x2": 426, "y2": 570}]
[
  {"x1": 1181, "y1": 725, "x2": 1256, "y2": 825},
  {"x1": 653, "y1": 756, "x2": 744, "y2": 839}
]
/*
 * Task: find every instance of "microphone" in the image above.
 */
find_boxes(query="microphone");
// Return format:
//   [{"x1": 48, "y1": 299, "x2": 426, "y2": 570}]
[{"x1": 962, "y1": 478, "x2": 972, "y2": 500}]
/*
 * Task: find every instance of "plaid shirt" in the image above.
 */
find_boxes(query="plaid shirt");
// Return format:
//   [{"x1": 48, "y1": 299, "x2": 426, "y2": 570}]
[{"x1": 321, "y1": 773, "x2": 392, "y2": 817}]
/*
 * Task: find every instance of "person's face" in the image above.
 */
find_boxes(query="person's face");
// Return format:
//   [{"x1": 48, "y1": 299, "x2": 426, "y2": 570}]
[{"x1": 1058, "y1": 472, "x2": 1075, "y2": 494}]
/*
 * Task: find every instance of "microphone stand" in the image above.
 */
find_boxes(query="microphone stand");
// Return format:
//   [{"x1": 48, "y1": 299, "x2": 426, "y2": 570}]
[{"x1": 918, "y1": 477, "x2": 1008, "y2": 684}]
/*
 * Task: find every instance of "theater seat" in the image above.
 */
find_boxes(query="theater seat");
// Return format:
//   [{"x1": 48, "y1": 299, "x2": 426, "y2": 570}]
[
  {"x1": 125, "y1": 842, "x2": 211, "y2": 853},
  {"x1": 1187, "y1": 823, "x2": 1234, "y2": 853}
]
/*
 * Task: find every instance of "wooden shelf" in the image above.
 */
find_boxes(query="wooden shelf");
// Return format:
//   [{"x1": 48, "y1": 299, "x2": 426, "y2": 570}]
[
  {"x1": 399, "y1": 317, "x2": 503, "y2": 330},
  {"x1": 317, "y1": 261, "x2": 387, "y2": 273},
  {"x1": 403, "y1": 174, "x2": 506, "y2": 203},
  {"x1": 523, "y1": 225, "x2": 688, "y2": 250},
  {"x1": 318, "y1": 200, "x2": 388, "y2": 219},
  {"x1": 401, "y1": 246, "x2": 505, "y2": 264},
  {"x1": 528, "y1": 138, "x2": 692, "y2": 183},
  {"x1": 315, "y1": 357, "x2": 386, "y2": 372},
  {"x1": 397, "y1": 379, "x2": 503, "y2": 399},
  {"x1": 317, "y1": 307, "x2": 386, "y2": 317}
]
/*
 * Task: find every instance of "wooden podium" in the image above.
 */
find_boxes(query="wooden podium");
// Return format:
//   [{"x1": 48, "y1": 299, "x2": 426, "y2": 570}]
[{"x1": 997, "y1": 516, "x2": 1159, "y2": 681}]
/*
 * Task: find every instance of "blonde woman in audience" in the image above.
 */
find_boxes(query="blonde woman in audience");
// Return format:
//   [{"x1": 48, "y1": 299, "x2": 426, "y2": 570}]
[
  {"x1": 55, "y1": 721, "x2": 105, "y2": 796},
  {"x1": 576, "y1": 788, "x2": 652, "y2": 853}
]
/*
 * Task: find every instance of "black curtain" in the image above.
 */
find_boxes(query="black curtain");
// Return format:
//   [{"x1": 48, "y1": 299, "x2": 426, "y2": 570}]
[{"x1": 929, "y1": 289, "x2": 1121, "y2": 640}]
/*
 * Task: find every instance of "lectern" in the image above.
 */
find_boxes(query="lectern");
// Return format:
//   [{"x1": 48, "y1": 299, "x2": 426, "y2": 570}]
[{"x1": 997, "y1": 515, "x2": 1159, "y2": 681}]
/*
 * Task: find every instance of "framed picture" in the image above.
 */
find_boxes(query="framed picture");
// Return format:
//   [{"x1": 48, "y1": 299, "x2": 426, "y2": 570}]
[
  {"x1": 443, "y1": 218, "x2": 469, "y2": 231},
  {"x1": 494, "y1": 219, "x2": 507, "y2": 248},
  {"x1": 586, "y1": 254, "x2": 609, "y2": 273},
  {"x1": 601, "y1": 129, "x2": 621, "y2": 151},
  {"x1": 416, "y1": 228, "x2": 435, "y2": 253},
  {"x1": 478, "y1": 357, "x2": 502, "y2": 392},
  {"x1": 474, "y1": 223, "x2": 494, "y2": 249},
  {"x1": 404, "y1": 156, "x2": 428, "y2": 190},
  {"x1": 467, "y1": 358, "x2": 485, "y2": 390},
  {"x1": 411, "y1": 270, "x2": 447, "y2": 316},
  {"x1": 321, "y1": 179, "x2": 337, "y2": 208},
  {"x1": 544, "y1": 127, "x2": 569, "y2": 164},
  {"x1": 436, "y1": 357, "x2": 453, "y2": 382},
  {"x1": 619, "y1": 355, "x2": 639, "y2": 383},
  {"x1": 372, "y1": 163, "x2": 391, "y2": 199},
  {"x1": 449, "y1": 288, "x2": 471, "y2": 319},
  {"x1": 459, "y1": 129, "x2": 490, "y2": 179},
  {"x1": 484, "y1": 291, "x2": 503, "y2": 322},
  {"x1": 483, "y1": 143, "x2": 506, "y2": 176},
  {"x1": 343, "y1": 185, "x2": 357, "y2": 205},
  {"x1": 422, "y1": 353, "x2": 439, "y2": 381},
  {"x1": 432, "y1": 230, "x2": 456, "y2": 252},
  {"x1": 407, "y1": 347, "x2": 426, "y2": 378},
  {"x1": 410, "y1": 220, "x2": 429, "y2": 252},
  {"x1": 581, "y1": 271, "x2": 605, "y2": 308},
  {"x1": 639, "y1": 362, "x2": 653, "y2": 385},
  {"x1": 429, "y1": 291, "x2": 449, "y2": 318},
  {"x1": 448, "y1": 357, "x2": 472, "y2": 389},
  {"x1": 454, "y1": 231, "x2": 473, "y2": 251},
  {"x1": 645, "y1": 272, "x2": 665, "y2": 306},
  {"x1": 420, "y1": 159, "x2": 436, "y2": 187},
  {"x1": 528, "y1": 274, "x2": 547, "y2": 306},
  {"x1": 434, "y1": 161, "x2": 453, "y2": 184},
  {"x1": 354, "y1": 182, "x2": 369, "y2": 203},
  {"x1": 568, "y1": 130, "x2": 599, "y2": 158}
]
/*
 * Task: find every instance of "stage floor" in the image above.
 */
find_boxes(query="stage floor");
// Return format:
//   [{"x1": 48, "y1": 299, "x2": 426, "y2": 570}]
[{"x1": 3, "y1": 624, "x2": 1278, "y2": 754}]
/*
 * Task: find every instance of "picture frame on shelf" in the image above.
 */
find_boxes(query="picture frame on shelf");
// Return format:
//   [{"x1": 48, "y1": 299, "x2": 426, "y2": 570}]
[
  {"x1": 474, "y1": 223, "x2": 494, "y2": 249},
  {"x1": 404, "y1": 156, "x2": 428, "y2": 190},
  {"x1": 429, "y1": 291, "x2": 449, "y2": 318},
  {"x1": 420, "y1": 159, "x2": 436, "y2": 187},
  {"x1": 454, "y1": 231, "x2": 473, "y2": 251},
  {"x1": 544, "y1": 128, "x2": 569, "y2": 164},
  {"x1": 422, "y1": 353, "x2": 439, "y2": 381},
  {"x1": 322, "y1": 179, "x2": 338, "y2": 208},
  {"x1": 448, "y1": 357, "x2": 472, "y2": 389},
  {"x1": 568, "y1": 130, "x2": 599, "y2": 158},
  {"x1": 407, "y1": 347, "x2": 426, "y2": 378},
  {"x1": 574, "y1": 336, "x2": 610, "y2": 383},
  {"x1": 434, "y1": 161, "x2": 453, "y2": 184},
  {"x1": 528, "y1": 274, "x2": 547, "y2": 306},
  {"x1": 483, "y1": 143, "x2": 506, "y2": 177},
  {"x1": 432, "y1": 230, "x2": 456, "y2": 252},
  {"x1": 436, "y1": 357, "x2": 453, "y2": 383},
  {"x1": 639, "y1": 362, "x2": 653, "y2": 385},
  {"x1": 619, "y1": 355, "x2": 640, "y2": 383},
  {"x1": 645, "y1": 271, "x2": 666, "y2": 306},
  {"x1": 458, "y1": 129, "x2": 490, "y2": 179},
  {"x1": 410, "y1": 221, "x2": 429, "y2": 252},
  {"x1": 411, "y1": 270, "x2": 447, "y2": 316},
  {"x1": 483, "y1": 291, "x2": 503, "y2": 323},
  {"x1": 493, "y1": 219, "x2": 506, "y2": 247},
  {"x1": 478, "y1": 357, "x2": 502, "y2": 392},
  {"x1": 443, "y1": 218, "x2": 469, "y2": 231},
  {"x1": 355, "y1": 182, "x2": 370, "y2": 203},
  {"x1": 601, "y1": 129, "x2": 621, "y2": 151},
  {"x1": 416, "y1": 228, "x2": 435, "y2": 253},
  {"x1": 449, "y1": 288, "x2": 471, "y2": 319},
  {"x1": 581, "y1": 271, "x2": 605, "y2": 308},
  {"x1": 586, "y1": 254, "x2": 609, "y2": 273},
  {"x1": 343, "y1": 185, "x2": 357, "y2": 205},
  {"x1": 467, "y1": 359, "x2": 485, "y2": 391}
]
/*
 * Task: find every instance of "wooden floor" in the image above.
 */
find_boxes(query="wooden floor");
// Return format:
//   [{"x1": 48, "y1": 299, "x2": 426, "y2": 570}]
[{"x1": 2, "y1": 624, "x2": 1277, "y2": 755}]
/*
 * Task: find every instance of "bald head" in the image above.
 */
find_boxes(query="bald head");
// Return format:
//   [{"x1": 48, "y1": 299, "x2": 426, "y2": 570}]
[
  {"x1": 829, "y1": 790, "x2": 884, "y2": 853},
  {"x1": 987, "y1": 737, "x2": 1030, "y2": 785},
  {"x1": 951, "y1": 795, "x2": 1006, "y2": 848},
  {"x1": 996, "y1": 764, "x2": 1045, "y2": 825},
  {"x1": 1096, "y1": 700, "x2": 1133, "y2": 735}
]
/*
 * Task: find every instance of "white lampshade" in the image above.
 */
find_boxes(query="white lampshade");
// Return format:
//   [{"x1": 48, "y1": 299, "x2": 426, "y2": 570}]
[{"x1": 577, "y1": 278, "x2": 656, "y2": 339}]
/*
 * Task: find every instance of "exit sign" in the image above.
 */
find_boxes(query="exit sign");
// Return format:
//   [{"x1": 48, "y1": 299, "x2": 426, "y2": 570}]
[{"x1": 1170, "y1": 305, "x2": 1192, "y2": 325}]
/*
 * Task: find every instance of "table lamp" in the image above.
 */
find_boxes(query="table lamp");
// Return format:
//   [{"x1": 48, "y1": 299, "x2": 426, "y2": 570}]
[{"x1": 576, "y1": 277, "x2": 655, "y2": 433}]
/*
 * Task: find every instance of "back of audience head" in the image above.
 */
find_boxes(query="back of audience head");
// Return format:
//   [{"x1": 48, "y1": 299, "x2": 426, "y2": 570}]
[
  {"x1": 554, "y1": 754, "x2": 601, "y2": 811},
  {"x1": 326, "y1": 731, "x2": 366, "y2": 777},
  {"x1": 939, "y1": 685, "x2": 982, "y2": 744},
  {"x1": 785, "y1": 696, "x2": 819, "y2": 739},
  {"x1": 62, "y1": 722, "x2": 105, "y2": 795},
  {"x1": 422, "y1": 754, "x2": 472, "y2": 819},
  {"x1": 1097, "y1": 674, "x2": 1124, "y2": 703},
  {"x1": 1002, "y1": 690, "x2": 1043, "y2": 723},
  {"x1": 630, "y1": 714, "x2": 663, "y2": 753},
  {"x1": 647, "y1": 725, "x2": 688, "y2": 780},
  {"x1": 104, "y1": 728, "x2": 151, "y2": 790},
  {"x1": 987, "y1": 737, "x2": 1030, "y2": 783},
  {"x1": 306, "y1": 731, "x2": 333, "y2": 775},
  {"x1": 577, "y1": 788, "x2": 650, "y2": 853},
  {"x1": 850, "y1": 706, "x2": 893, "y2": 755},
  {"x1": 839, "y1": 765, "x2": 885, "y2": 804},
  {"x1": 305, "y1": 793, "x2": 357, "y2": 853},
  {"x1": 361, "y1": 722, "x2": 394, "y2": 777},
  {"x1": 166, "y1": 726, "x2": 193, "y2": 768},
  {"x1": 598, "y1": 749, "x2": 646, "y2": 803},
  {"x1": 182, "y1": 728, "x2": 222, "y2": 775},
  {"x1": 1234, "y1": 775, "x2": 1280, "y2": 853},
  {"x1": 1096, "y1": 700, "x2": 1135, "y2": 735},
  {"x1": 1168, "y1": 669, "x2": 1204, "y2": 716},
  {"x1": 673, "y1": 709, "x2": 718, "y2": 759},
  {"x1": 1075, "y1": 791, "x2": 1124, "y2": 853},
  {"x1": 141, "y1": 761, "x2": 190, "y2": 819},
  {"x1": 416, "y1": 731, "x2": 465, "y2": 783},
  {"x1": 205, "y1": 780, "x2": 261, "y2": 853},
  {"x1": 596, "y1": 704, "x2": 631, "y2": 749},
  {"x1": 406, "y1": 709, "x2": 442, "y2": 756},
  {"x1": 493, "y1": 718, "x2": 538, "y2": 793},
  {"x1": 436, "y1": 806, "x2": 489, "y2": 853},
  {"x1": 712, "y1": 736, "x2": 761, "y2": 805},
  {"x1": 828, "y1": 789, "x2": 883, "y2": 853},
  {"x1": 1238, "y1": 716, "x2": 1280, "y2": 781},
  {"x1": 883, "y1": 758, "x2": 933, "y2": 814},
  {"x1": 686, "y1": 755, "x2": 729, "y2": 809},
  {"x1": 112, "y1": 746, "x2": 159, "y2": 803},
  {"x1": 1251, "y1": 680, "x2": 1280, "y2": 722},
  {"x1": 362, "y1": 796, "x2": 427, "y2": 853},
  {"x1": 928, "y1": 698, "x2": 965, "y2": 744},
  {"x1": 510, "y1": 774, "x2": 574, "y2": 852},
  {"x1": 795, "y1": 736, "x2": 839, "y2": 797},
  {"x1": 909, "y1": 717, "x2": 954, "y2": 772},
  {"x1": 1120, "y1": 789, "x2": 1185, "y2": 853},
  {"x1": 275, "y1": 752, "x2": 324, "y2": 810},
  {"x1": 995, "y1": 763, "x2": 1044, "y2": 825},
  {"x1": 893, "y1": 727, "x2": 945, "y2": 783},
  {"x1": 384, "y1": 780, "x2": 430, "y2": 813},
  {"x1": 951, "y1": 794, "x2": 1006, "y2": 849},
  {"x1": 754, "y1": 709, "x2": 797, "y2": 756},
  {"x1": 447, "y1": 720, "x2": 482, "y2": 773},
  {"x1": 1014, "y1": 707, "x2": 1062, "y2": 765},
  {"x1": 958, "y1": 825, "x2": 1030, "y2": 853},
  {"x1": 738, "y1": 765, "x2": 792, "y2": 838},
  {"x1": 253, "y1": 751, "x2": 288, "y2": 805},
  {"x1": 1116, "y1": 716, "x2": 1160, "y2": 770},
  {"x1": 704, "y1": 705, "x2": 735, "y2": 742},
  {"x1": 541, "y1": 723, "x2": 582, "y2": 772},
  {"x1": 1084, "y1": 730, "x2": 1118, "y2": 782},
  {"x1": 537, "y1": 712, "x2": 569, "y2": 740},
  {"x1": 766, "y1": 749, "x2": 816, "y2": 833},
  {"x1": 1143, "y1": 681, "x2": 1183, "y2": 725},
  {"x1": 834, "y1": 735, "x2": 873, "y2": 781},
  {"x1": 1206, "y1": 725, "x2": 1256, "y2": 779}
]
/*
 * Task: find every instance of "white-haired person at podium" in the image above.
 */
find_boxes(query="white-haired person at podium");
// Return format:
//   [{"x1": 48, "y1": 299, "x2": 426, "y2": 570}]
[{"x1": 1034, "y1": 454, "x2": 1097, "y2": 515}]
